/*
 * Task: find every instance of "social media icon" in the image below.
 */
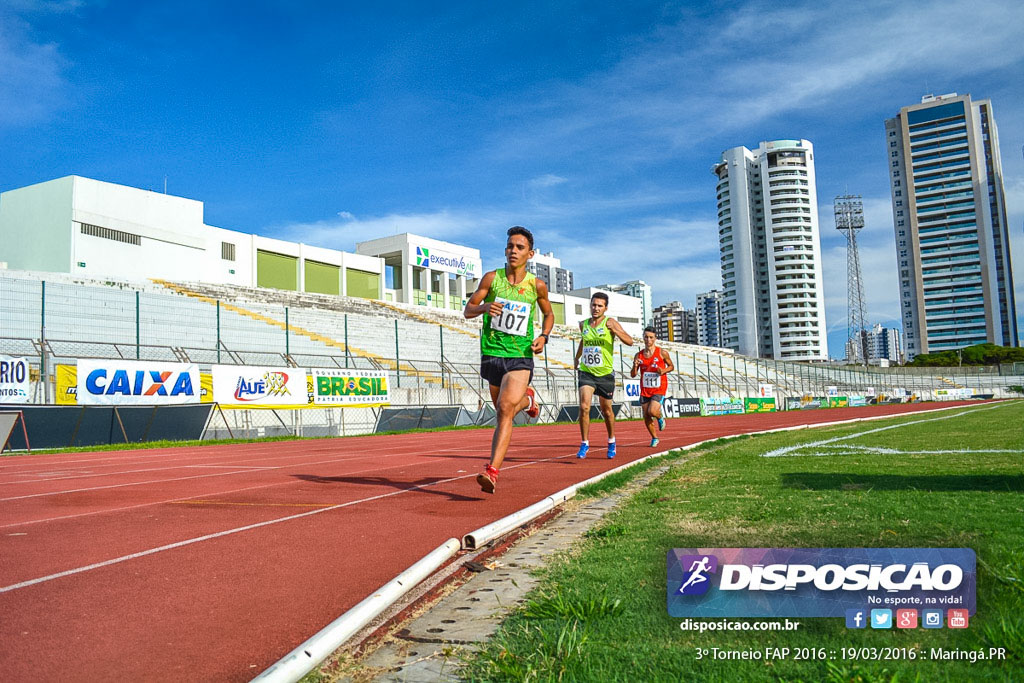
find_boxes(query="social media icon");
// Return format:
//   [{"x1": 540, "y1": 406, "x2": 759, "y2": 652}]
[
  {"x1": 896, "y1": 609, "x2": 918, "y2": 629},
  {"x1": 870, "y1": 609, "x2": 892, "y2": 629},
  {"x1": 948, "y1": 609, "x2": 969, "y2": 629},
  {"x1": 922, "y1": 609, "x2": 943, "y2": 628},
  {"x1": 846, "y1": 609, "x2": 866, "y2": 629}
]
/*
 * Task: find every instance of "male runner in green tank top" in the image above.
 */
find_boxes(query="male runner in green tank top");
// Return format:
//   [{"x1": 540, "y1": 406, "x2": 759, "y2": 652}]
[
  {"x1": 574, "y1": 292, "x2": 635, "y2": 459},
  {"x1": 464, "y1": 226, "x2": 554, "y2": 493}
]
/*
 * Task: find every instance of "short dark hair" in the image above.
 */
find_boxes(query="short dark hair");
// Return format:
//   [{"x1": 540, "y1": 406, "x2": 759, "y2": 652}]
[
  {"x1": 507, "y1": 226, "x2": 534, "y2": 249},
  {"x1": 644, "y1": 326, "x2": 655, "y2": 335},
  {"x1": 591, "y1": 292, "x2": 609, "y2": 304}
]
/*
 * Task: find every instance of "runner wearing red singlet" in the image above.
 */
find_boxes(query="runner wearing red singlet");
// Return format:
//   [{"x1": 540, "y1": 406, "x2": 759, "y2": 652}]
[{"x1": 630, "y1": 326, "x2": 674, "y2": 447}]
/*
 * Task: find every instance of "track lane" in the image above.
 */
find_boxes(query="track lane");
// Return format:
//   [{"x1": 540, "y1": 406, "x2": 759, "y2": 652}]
[{"x1": 0, "y1": 402, "x2": 988, "y2": 681}]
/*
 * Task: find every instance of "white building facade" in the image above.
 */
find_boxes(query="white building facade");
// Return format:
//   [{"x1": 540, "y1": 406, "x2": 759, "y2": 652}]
[
  {"x1": 712, "y1": 140, "x2": 828, "y2": 361},
  {"x1": 0, "y1": 176, "x2": 385, "y2": 299},
  {"x1": 355, "y1": 233, "x2": 481, "y2": 310}
]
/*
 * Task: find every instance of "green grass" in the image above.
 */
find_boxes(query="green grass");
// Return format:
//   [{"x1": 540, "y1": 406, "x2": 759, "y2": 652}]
[{"x1": 464, "y1": 401, "x2": 1024, "y2": 682}]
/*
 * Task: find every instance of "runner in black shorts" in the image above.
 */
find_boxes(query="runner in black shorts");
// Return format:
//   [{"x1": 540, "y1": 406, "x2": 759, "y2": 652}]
[
  {"x1": 573, "y1": 292, "x2": 634, "y2": 459},
  {"x1": 464, "y1": 226, "x2": 554, "y2": 493}
]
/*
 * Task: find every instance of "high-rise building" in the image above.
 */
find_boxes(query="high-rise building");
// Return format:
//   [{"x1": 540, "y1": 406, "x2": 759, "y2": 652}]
[
  {"x1": 696, "y1": 289, "x2": 724, "y2": 347},
  {"x1": 885, "y1": 93, "x2": 1018, "y2": 359},
  {"x1": 653, "y1": 301, "x2": 696, "y2": 344},
  {"x1": 526, "y1": 251, "x2": 574, "y2": 294},
  {"x1": 597, "y1": 280, "x2": 652, "y2": 327},
  {"x1": 865, "y1": 323, "x2": 903, "y2": 365},
  {"x1": 712, "y1": 140, "x2": 828, "y2": 361}
]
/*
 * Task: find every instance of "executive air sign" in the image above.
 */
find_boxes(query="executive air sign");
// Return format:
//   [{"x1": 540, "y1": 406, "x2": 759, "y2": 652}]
[
  {"x1": 667, "y1": 548, "x2": 976, "y2": 618},
  {"x1": 411, "y1": 245, "x2": 481, "y2": 278},
  {"x1": 77, "y1": 359, "x2": 200, "y2": 405}
]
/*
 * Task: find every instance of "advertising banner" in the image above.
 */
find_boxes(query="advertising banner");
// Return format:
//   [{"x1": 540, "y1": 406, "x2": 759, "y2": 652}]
[
  {"x1": 212, "y1": 365, "x2": 307, "y2": 408},
  {"x1": 849, "y1": 395, "x2": 867, "y2": 407},
  {"x1": 0, "y1": 356, "x2": 31, "y2": 403},
  {"x1": 59, "y1": 364, "x2": 213, "y2": 405},
  {"x1": 311, "y1": 368, "x2": 390, "y2": 407},
  {"x1": 826, "y1": 386, "x2": 839, "y2": 397},
  {"x1": 757, "y1": 383, "x2": 774, "y2": 398},
  {"x1": 623, "y1": 379, "x2": 641, "y2": 403},
  {"x1": 668, "y1": 548, "x2": 976, "y2": 618},
  {"x1": 828, "y1": 396, "x2": 850, "y2": 408},
  {"x1": 76, "y1": 359, "x2": 200, "y2": 405},
  {"x1": 662, "y1": 397, "x2": 701, "y2": 418},
  {"x1": 411, "y1": 244, "x2": 481, "y2": 278},
  {"x1": 786, "y1": 396, "x2": 828, "y2": 411},
  {"x1": 700, "y1": 397, "x2": 744, "y2": 416},
  {"x1": 744, "y1": 397, "x2": 776, "y2": 413}
]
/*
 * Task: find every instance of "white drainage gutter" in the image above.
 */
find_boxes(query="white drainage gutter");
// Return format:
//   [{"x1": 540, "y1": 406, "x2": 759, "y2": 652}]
[{"x1": 252, "y1": 537, "x2": 461, "y2": 683}]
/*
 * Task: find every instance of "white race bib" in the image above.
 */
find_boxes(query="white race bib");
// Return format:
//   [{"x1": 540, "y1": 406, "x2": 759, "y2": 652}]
[
  {"x1": 490, "y1": 297, "x2": 531, "y2": 337},
  {"x1": 642, "y1": 372, "x2": 661, "y2": 389},
  {"x1": 581, "y1": 346, "x2": 603, "y2": 368}
]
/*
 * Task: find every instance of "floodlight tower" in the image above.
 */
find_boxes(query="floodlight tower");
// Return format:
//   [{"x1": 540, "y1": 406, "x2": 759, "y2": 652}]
[{"x1": 835, "y1": 195, "x2": 867, "y2": 365}]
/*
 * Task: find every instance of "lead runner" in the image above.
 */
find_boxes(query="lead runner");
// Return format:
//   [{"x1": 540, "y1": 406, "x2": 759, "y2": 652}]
[{"x1": 464, "y1": 226, "x2": 554, "y2": 494}]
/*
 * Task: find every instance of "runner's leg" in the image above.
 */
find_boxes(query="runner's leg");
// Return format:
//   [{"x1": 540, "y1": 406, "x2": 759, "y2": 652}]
[
  {"x1": 488, "y1": 369, "x2": 531, "y2": 471},
  {"x1": 598, "y1": 394, "x2": 615, "y2": 440},
  {"x1": 578, "y1": 384, "x2": 595, "y2": 442},
  {"x1": 643, "y1": 401, "x2": 657, "y2": 439}
]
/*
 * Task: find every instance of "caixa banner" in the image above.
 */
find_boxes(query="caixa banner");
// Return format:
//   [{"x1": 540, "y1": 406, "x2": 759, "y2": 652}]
[
  {"x1": 77, "y1": 359, "x2": 200, "y2": 405},
  {"x1": 668, "y1": 548, "x2": 975, "y2": 617}
]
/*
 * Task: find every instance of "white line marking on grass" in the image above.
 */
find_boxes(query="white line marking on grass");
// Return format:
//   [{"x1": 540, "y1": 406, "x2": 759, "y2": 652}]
[{"x1": 761, "y1": 403, "x2": 1011, "y2": 458}]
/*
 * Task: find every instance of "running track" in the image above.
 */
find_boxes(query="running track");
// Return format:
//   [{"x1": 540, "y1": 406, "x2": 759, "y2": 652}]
[{"x1": 0, "y1": 402, "x2": 983, "y2": 681}]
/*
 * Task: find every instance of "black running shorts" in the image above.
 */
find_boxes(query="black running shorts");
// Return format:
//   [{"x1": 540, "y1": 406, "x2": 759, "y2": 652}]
[
  {"x1": 480, "y1": 355, "x2": 534, "y2": 387},
  {"x1": 578, "y1": 370, "x2": 615, "y2": 400}
]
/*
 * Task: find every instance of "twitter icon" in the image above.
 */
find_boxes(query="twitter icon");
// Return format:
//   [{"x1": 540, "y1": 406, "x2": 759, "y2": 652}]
[{"x1": 870, "y1": 609, "x2": 893, "y2": 629}]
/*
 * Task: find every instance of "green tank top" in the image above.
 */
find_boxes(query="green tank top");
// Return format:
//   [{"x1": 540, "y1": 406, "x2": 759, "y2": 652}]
[
  {"x1": 480, "y1": 268, "x2": 538, "y2": 358},
  {"x1": 580, "y1": 318, "x2": 614, "y2": 376}
]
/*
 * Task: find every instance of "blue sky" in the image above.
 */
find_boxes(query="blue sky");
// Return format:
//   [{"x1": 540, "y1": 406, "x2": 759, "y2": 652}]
[{"x1": 2, "y1": 0, "x2": 1023, "y2": 357}]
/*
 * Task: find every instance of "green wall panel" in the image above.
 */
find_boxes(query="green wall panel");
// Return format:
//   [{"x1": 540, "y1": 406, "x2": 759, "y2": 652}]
[
  {"x1": 305, "y1": 260, "x2": 340, "y2": 295},
  {"x1": 346, "y1": 268, "x2": 380, "y2": 300},
  {"x1": 257, "y1": 250, "x2": 298, "y2": 291}
]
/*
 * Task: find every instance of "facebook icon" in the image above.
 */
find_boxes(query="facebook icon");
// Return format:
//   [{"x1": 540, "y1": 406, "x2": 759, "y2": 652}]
[{"x1": 845, "y1": 608, "x2": 867, "y2": 629}]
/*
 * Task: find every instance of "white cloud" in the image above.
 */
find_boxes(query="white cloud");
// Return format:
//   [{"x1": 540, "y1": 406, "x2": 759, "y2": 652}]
[
  {"x1": 489, "y1": 0, "x2": 1024, "y2": 160},
  {"x1": 527, "y1": 174, "x2": 567, "y2": 189},
  {"x1": 0, "y1": 11, "x2": 68, "y2": 128}
]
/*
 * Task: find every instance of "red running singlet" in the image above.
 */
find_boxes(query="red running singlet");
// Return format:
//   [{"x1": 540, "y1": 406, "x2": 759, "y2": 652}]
[{"x1": 636, "y1": 347, "x2": 667, "y2": 397}]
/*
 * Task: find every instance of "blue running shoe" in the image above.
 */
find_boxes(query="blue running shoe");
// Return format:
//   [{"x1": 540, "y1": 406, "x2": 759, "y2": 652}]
[
  {"x1": 650, "y1": 438, "x2": 659, "y2": 448},
  {"x1": 657, "y1": 417, "x2": 666, "y2": 432},
  {"x1": 576, "y1": 443, "x2": 589, "y2": 459},
  {"x1": 607, "y1": 442, "x2": 616, "y2": 459}
]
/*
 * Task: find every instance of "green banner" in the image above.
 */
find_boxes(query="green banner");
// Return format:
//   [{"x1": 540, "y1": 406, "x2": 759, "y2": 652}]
[
  {"x1": 744, "y1": 397, "x2": 776, "y2": 413},
  {"x1": 827, "y1": 396, "x2": 850, "y2": 408}
]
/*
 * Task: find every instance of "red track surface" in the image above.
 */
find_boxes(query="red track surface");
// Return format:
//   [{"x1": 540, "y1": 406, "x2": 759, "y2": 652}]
[{"x1": 0, "y1": 402, "x2": 981, "y2": 681}]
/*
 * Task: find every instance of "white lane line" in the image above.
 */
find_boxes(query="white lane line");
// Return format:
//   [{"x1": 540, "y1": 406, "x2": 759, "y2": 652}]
[
  {"x1": 0, "y1": 428, "x2": 587, "y2": 498},
  {"x1": 0, "y1": 450, "x2": 579, "y2": 594},
  {"x1": 761, "y1": 403, "x2": 1010, "y2": 458}
]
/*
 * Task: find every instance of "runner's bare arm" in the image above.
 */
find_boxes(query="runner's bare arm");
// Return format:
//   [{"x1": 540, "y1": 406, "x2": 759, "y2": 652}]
[
  {"x1": 662, "y1": 351, "x2": 675, "y2": 375},
  {"x1": 530, "y1": 279, "x2": 554, "y2": 354},
  {"x1": 630, "y1": 352, "x2": 641, "y2": 377},
  {"x1": 463, "y1": 271, "x2": 502, "y2": 319},
  {"x1": 607, "y1": 318, "x2": 635, "y2": 346},
  {"x1": 574, "y1": 326, "x2": 584, "y2": 369}
]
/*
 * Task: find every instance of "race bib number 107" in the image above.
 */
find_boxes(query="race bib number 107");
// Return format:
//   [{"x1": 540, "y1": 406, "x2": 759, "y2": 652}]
[{"x1": 491, "y1": 298, "x2": 530, "y2": 337}]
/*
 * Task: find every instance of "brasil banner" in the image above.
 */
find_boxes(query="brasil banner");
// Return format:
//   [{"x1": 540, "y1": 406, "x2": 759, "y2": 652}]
[{"x1": 311, "y1": 368, "x2": 390, "y2": 407}]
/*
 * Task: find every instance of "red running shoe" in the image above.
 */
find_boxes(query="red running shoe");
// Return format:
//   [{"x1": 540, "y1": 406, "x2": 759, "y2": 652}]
[
  {"x1": 524, "y1": 386, "x2": 540, "y2": 419},
  {"x1": 477, "y1": 465, "x2": 499, "y2": 494}
]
